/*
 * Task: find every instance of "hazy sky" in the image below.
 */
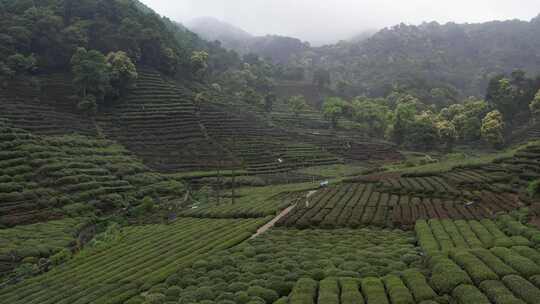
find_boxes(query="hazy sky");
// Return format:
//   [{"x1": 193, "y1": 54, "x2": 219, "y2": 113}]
[{"x1": 141, "y1": 0, "x2": 540, "y2": 44}]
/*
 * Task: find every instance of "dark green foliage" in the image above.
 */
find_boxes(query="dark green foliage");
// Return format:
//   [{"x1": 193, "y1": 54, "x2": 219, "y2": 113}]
[
  {"x1": 317, "y1": 277, "x2": 339, "y2": 304},
  {"x1": 502, "y1": 275, "x2": 540, "y2": 304},
  {"x1": 450, "y1": 249, "x2": 498, "y2": 284},
  {"x1": 415, "y1": 220, "x2": 439, "y2": 254},
  {"x1": 360, "y1": 277, "x2": 389, "y2": 304},
  {"x1": 382, "y1": 275, "x2": 414, "y2": 304},
  {"x1": 479, "y1": 280, "x2": 526, "y2": 304},
  {"x1": 273, "y1": 297, "x2": 289, "y2": 304},
  {"x1": 70, "y1": 47, "x2": 111, "y2": 101},
  {"x1": 429, "y1": 256, "x2": 472, "y2": 294},
  {"x1": 451, "y1": 284, "x2": 490, "y2": 304},
  {"x1": 527, "y1": 180, "x2": 540, "y2": 198},
  {"x1": 401, "y1": 269, "x2": 437, "y2": 302},
  {"x1": 247, "y1": 286, "x2": 279, "y2": 304},
  {"x1": 470, "y1": 248, "x2": 517, "y2": 277},
  {"x1": 339, "y1": 277, "x2": 364, "y2": 304},
  {"x1": 529, "y1": 275, "x2": 540, "y2": 289},
  {"x1": 289, "y1": 278, "x2": 317, "y2": 304},
  {"x1": 491, "y1": 247, "x2": 540, "y2": 278}
]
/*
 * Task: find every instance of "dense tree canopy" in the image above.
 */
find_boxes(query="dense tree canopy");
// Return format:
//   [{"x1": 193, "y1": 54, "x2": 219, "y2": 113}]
[
  {"x1": 288, "y1": 95, "x2": 308, "y2": 118},
  {"x1": 323, "y1": 97, "x2": 347, "y2": 129},
  {"x1": 481, "y1": 110, "x2": 505, "y2": 148},
  {"x1": 0, "y1": 0, "x2": 235, "y2": 79}
]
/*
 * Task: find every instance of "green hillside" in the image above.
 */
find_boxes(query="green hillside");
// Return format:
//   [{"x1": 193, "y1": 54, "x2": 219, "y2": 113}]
[{"x1": 1, "y1": 1, "x2": 540, "y2": 304}]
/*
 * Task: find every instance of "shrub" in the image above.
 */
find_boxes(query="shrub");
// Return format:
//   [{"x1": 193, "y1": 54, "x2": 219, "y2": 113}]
[
  {"x1": 469, "y1": 220, "x2": 495, "y2": 248},
  {"x1": 50, "y1": 248, "x2": 72, "y2": 265},
  {"x1": 510, "y1": 236, "x2": 530, "y2": 247},
  {"x1": 194, "y1": 286, "x2": 215, "y2": 301},
  {"x1": 360, "y1": 277, "x2": 389, "y2": 304},
  {"x1": 273, "y1": 297, "x2": 289, "y2": 304},
  {"x1": 62, "y1": 202, "x2": 95, "y2": 217},
  {"x1": 527, "y1": 180, "x2": 540, "y2": 198},
  {"x1": 491, "y1": 247, "x2": 540, "y2": 278},
  {"x1": 428, "y1": 219, "x2": 453, "y2": 252},
  {"x1": 382, "y1": 275, "x2": 414, "y2": 304},
  {"x1": 502, "y1": 275, "x2": 540, "y2": 304},
  {"x1": 512, "y1": 246, "x2": 540, "y2": 265},
  {"x1": 429, "y1": 256, "x2": 472, "y2": 294},
  {"x1": 247, "y1": 286, "x2": 279, "y2": 304},
  {"x1": 401, "y1": 269, "x2": 437, "y2": 302},
  {"x1": 479, "y1": 280, "x2": 526, "y2": 304},
  {"x1": 144, "y1": 293, "x2": 166, "y2": 304},
  {"x1": 454, "y1": 220, "x2": 483, "y2": 248},
  {"x1": 289, "y1": 278, "x2": 318, "y2": 304},
  {"x1": 339, "y1": 277, "x2": 364, "y2": 304},
  {"x1": 451, "y1": 284, "x2": 490, "y2": 304},
  {"x1": 470, "y1": 248, "x2": 517, "y2": 277},
  {"x1": 415, "y1": 220, "x2": 439, "y2": 254},
  {"x1": 164, "y1": 286, "x2": 182, "y2": 300},
  {"x1": 317, "y1": 278, "x2": 339, "y2": 304},
  {"x1": 165, "y1": 274, "x2": 179, "y2": 286},
  {"x1": 450, "y1": 250, "x2": 498, "y2": 284},
  {"x1": 267, "y1": 279, "x2": 293, "y2": 297},
  {"x1": 135, "y1": 196, "x2": 155, "y2": 215},
  {"x1": 529, "y1": 275, "x2": 540, "y2": 289},
  {"x1": 235, "y1": 291, "x2": 251, "y2": 304}
]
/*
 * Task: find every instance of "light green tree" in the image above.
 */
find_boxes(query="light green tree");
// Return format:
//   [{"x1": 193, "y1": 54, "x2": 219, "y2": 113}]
[
  {"x1": 391, "y1": 101, "x2": 417, "y2": 145},
  {"x1": 190, "y1": 50, "x2": 209, "y2": 78},
  {"x1": 70, "y1": 47, "x2": 110, "y2": 100},
  {"x1": 530, "y1": 90, "x2": 540, "y2": 122},
  {"x1": 106, "y1": 51, "x2": 138, "y2": 98},
  {"x1": 352, "y1": 98, "x2": 391, "y2": 137},
  {"x1": 289, "y1": 95, "x2": 308, "y2": 119},
  {"x1": 436, "y1": 119, "x2": 458, "y2": 151},
  {"x1": 481, "y1": 110, "x2": 505, "y2": 148},
  {"x1": 406, "y1": 111, "x2": 439, "y2": 150},
  {"x1": 323, "y1": 97, "x2": 347, "y2": 129}
]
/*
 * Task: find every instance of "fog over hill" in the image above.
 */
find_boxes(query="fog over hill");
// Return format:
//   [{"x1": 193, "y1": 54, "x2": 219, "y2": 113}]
[{"x1": 142, "y1": 0, "x2": 540, "y2": 45}]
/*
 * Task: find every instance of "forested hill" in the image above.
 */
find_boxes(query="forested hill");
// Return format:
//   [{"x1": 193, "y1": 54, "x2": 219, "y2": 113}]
[
  {"x1": 297, "y1": 17, "x2": 540, "y2": 99},
  {"x1": 184, "y1": 15, "x2": 540, "y2": 100},
  {"x1": 186, "y1": 17, "x2": 310, "y2": 64},
  {"x1": 0, "y1": 0, "x2": 238, "y2": 79}
]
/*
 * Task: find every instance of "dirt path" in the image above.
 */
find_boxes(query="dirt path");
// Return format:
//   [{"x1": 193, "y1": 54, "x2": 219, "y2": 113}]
[{"x1": 250, "y1": 190, "x2": 318, "y2": 239}]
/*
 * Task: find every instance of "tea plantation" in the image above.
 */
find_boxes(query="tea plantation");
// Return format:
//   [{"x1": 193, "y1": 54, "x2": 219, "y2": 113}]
[{"x1": 2, "y1": 37, "x2": 540, "y2": 304}]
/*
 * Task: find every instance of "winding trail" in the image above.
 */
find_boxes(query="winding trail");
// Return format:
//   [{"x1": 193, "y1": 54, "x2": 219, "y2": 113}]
[{"x1": 250, "y1": 190, "x2": 318, "y2": 239}]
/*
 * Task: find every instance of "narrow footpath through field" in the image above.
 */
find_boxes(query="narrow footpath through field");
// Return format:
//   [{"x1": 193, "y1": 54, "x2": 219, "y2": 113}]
[{"x1": 250, "y1": 190, "x2": 318, "y2": 238}]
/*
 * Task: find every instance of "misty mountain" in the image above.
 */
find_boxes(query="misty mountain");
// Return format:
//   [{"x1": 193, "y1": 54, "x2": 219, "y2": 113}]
[
  {"x1": 186, "y1": 17, "x2": 310, "y2": 64},
  {"x1": 186, "y1": 17, "x2": 253, "y2": 51},
  {"x1": 296, "y1": 16, "x2": 540, "y2": 99}
]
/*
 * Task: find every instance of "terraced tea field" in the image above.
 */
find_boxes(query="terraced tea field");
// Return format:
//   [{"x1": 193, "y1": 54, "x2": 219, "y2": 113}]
[
  {"x1": 0, "y1": 75, "x2": 97, "y2": 137},
  {"x1": 97, "y1": 69, "x2": 227, "y2": 172},
  {"x1": 0, "y1": 218, "x2": 267, "y2": 304},
  {"x1": 0, "y1": 123, "x2": 187, "y2": 227},
  {"x1": 0, "y1": 217, "x2": 91, "y2": 277},
  {"x1": 276, "y1": 180, "x2": 521, "y2": 229},
  {"x1": 137, "y1": 228, "x2": 420, "y2": 304}
]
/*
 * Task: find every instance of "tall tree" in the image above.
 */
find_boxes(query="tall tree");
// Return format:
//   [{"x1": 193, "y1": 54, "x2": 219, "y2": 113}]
[
  {"x1": 70, "y1": 47, "x2": 110, "y2": 101},
  {"x1": 481, "y1": 110, "x2": 505, "y2": 148},
  {"x1": 391, "y1": 100, "x2": 418, "y2": 145},
  {"x1": 106, "y1": 51, "x2": 138, "y2": 99},
  {"x1": 530, "y1": 90, "x2": 540, "y2": 122},
  {"x1": 289, "y1": 95, "x2": 308, "y2": 118},
  {"x1": 323, "y1": 97, "x2": 347, "y2": 129},
  {"x1": 352, "y1": 97, "x2": 391, "y2": 137},
  {"x1": 436, "y1": 119, "x2": 458, "y2": 151}
]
